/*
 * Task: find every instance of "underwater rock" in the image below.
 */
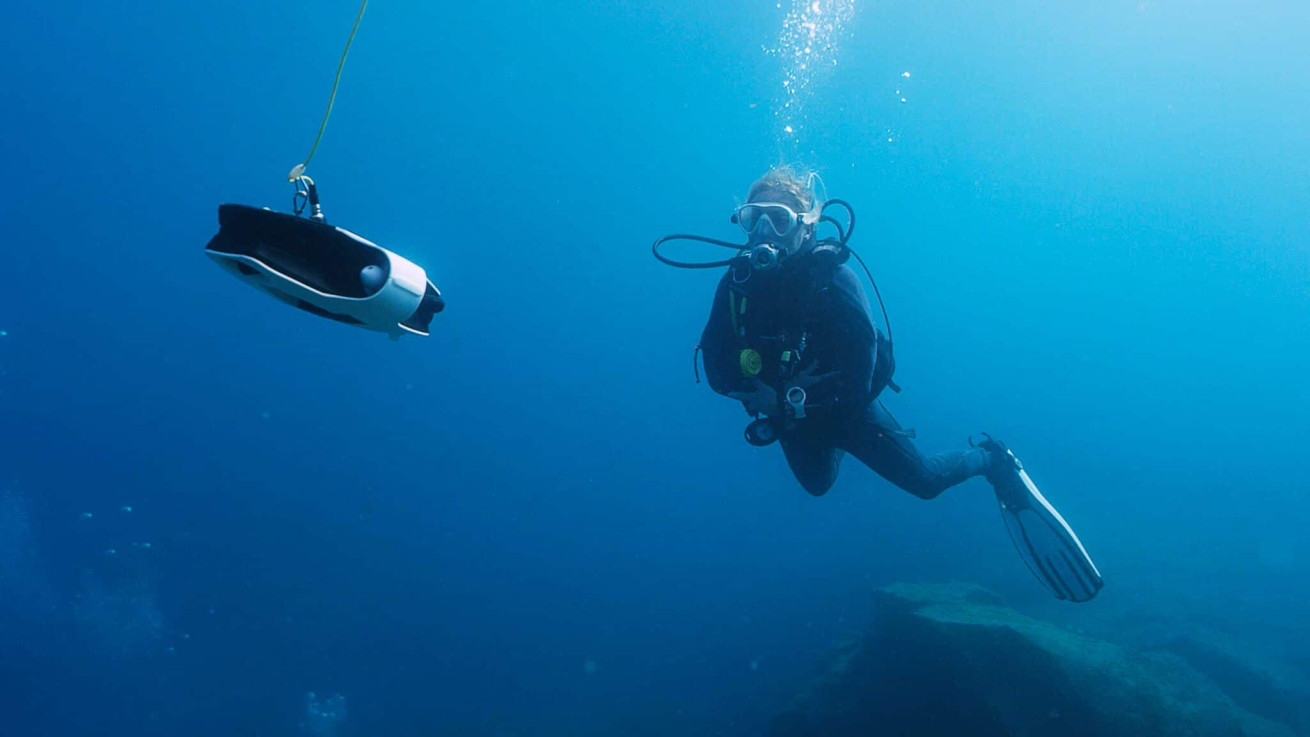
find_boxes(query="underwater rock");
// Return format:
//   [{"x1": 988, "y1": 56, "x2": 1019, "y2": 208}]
[
  {"x1": 770, "y1": 583, "x2": 1297, "y2": 737},
  {"x1": 1161, "y1": 630, "x2": 1310, "y2": 734}
]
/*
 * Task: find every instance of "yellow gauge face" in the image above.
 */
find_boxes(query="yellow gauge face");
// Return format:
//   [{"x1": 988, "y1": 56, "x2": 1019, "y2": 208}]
[{"x1": 739, "y1": 349, "x2": 763, "y2": 377}]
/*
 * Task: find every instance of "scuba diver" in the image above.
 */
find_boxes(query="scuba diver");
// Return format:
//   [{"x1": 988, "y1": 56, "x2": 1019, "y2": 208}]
[{"x1": 653, "y1": 167, "x2": 1103, "y2": 603}]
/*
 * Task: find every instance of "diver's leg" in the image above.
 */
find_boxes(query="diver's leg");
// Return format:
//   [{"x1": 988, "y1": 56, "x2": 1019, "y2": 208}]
[
  {"x1": 779, "y1": 427, "x2": 844, "y2": 497},
  {"x1": 839, "y1": 403, "x2": 993, "y2": 500}
]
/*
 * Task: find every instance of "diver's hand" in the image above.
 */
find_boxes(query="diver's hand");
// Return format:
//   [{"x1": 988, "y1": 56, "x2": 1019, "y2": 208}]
[
  {"x1": 789, "y1": 363, "x2": 838, "y2": 391},
  {"x1": 728, "y1": 380, "x2": 779, "y2": 416}
]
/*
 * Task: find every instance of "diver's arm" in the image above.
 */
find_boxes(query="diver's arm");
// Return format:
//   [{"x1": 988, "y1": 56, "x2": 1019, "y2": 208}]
[
  {"x1": 793, "y1": 266, "x2": 877, "y2": 414},
  {"x1": 700, "y1": 275, "x2": 748, "y2": 397}
]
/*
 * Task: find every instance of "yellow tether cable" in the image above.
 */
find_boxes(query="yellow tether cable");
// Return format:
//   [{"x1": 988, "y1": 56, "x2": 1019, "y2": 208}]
[{"x1": 288, "y1": 0, "x2": 370, "y2": 181}]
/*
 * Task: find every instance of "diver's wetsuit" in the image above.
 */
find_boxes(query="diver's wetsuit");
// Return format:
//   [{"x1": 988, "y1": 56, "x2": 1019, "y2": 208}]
[{"x1": 700, "y1": 256, "x2": 993, "y2": 498}]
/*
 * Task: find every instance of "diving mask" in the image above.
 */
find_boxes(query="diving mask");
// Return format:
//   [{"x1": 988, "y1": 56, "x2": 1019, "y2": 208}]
[
  {"x1": 733, "y1": 202, "x2": 815, "y2": 239},
  {"x1": 734, "y1": 202, "x2": 817, "y2": 270}
]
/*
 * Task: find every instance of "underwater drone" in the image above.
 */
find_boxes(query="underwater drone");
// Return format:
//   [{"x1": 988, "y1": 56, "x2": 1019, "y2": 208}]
[
  {"x1": 203, "y1": 0, "x2": 443, "y2": 338},
  {"x1": 205, "y1": 179, "x2": 444, "y2": 339}
]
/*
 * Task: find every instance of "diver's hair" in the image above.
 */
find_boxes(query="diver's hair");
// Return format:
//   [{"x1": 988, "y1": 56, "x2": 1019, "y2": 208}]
[{"x1": 746, "y1": 165, "x2": 817, "y2": 211}]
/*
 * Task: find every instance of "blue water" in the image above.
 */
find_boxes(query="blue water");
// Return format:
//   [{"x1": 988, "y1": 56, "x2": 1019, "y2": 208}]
[{"x1": 2, "y1": 1, "x2": 1308, "y2": 735}]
